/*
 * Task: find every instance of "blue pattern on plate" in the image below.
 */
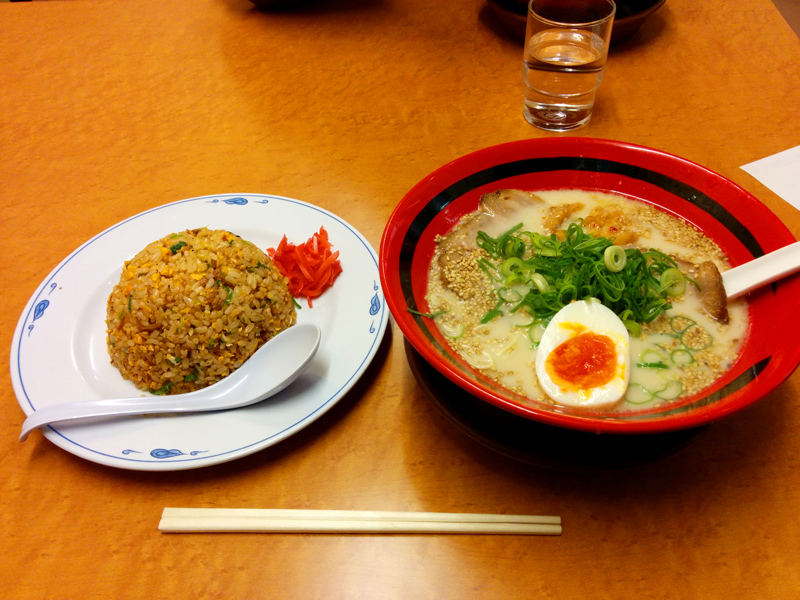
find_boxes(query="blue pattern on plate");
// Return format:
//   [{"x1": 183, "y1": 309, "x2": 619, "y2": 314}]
[
  {"x1": 27, "y1": 294, "x2": 55, "y2": 336},
  {"x1": 369, "y1": 281, "x2": 382, "y2": 333},
  {"x1": 149, "y1": 448, "x2": 209, "y2": 459},
  {"x1": 206, "y1": 196, "x2": 269, "y2": 205},
  {"x1": 33, "y1": 300, "x2": 49, "y2": 321}
]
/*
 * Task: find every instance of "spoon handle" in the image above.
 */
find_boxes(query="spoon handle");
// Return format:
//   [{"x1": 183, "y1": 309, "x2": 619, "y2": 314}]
[
  {"x1": 722, "y1": 241, "x2": 800, "y2": 300},
  {"x1": 19, "y1": 323, "x2": 321, "y2": 442},
  {"x1": 19, "y1": 395, "x2": 214, "y2": 441}
]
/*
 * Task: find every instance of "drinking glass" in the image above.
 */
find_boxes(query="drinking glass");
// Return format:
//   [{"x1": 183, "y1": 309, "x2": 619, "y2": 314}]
[{"x1": 522, "y1": 0, "x2": 616, "y2": 131}]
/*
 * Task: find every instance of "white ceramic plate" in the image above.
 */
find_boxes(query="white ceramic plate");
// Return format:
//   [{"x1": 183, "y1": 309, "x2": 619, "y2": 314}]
[{"x1": 11, "y1": 193, "x2": 388, "y2": 471}]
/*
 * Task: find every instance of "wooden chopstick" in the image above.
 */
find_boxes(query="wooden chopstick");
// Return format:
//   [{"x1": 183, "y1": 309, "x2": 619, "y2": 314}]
[{"x1": 158, "y1": 508, "x2": 562, "y2": 535}]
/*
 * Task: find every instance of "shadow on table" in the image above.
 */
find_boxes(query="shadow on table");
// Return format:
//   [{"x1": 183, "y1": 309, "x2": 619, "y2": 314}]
[
  {"x1": 404, "y1": 340, "x2": 713, "y2": 472},
  {"x1": 220, "y1": 0, "x2": 385, "y2": 15},
  {"x1": 404, "y1": 335, "x2": 795, "y2": 493},
  {"x1": 26, "y1": 324, "x2": 394, "y2": 483}
]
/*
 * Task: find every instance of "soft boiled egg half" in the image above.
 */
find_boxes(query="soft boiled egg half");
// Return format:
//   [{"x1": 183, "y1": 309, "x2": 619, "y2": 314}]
[{"x1": 535, "y1": 298, "x2": 631, "y2": 410}]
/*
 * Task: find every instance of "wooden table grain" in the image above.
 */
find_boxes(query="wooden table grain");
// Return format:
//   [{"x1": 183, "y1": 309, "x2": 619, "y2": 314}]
[{"x1": 2, "y1": 0, "x2": 799, "y2": 598}]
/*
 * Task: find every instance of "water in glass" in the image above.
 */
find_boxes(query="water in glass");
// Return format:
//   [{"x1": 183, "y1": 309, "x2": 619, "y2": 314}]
[{"x1": 523, "y1": 28, "x2": 607, "y2": 131}]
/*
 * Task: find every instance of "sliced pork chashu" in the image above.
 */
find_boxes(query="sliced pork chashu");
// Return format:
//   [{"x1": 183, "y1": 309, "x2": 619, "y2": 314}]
[
  {"x1": 695, "y1": 260, "x2": 730, "y2": 324},
  {"x1": 435, "y1": 189, "x2": 545, "y2": 300}
]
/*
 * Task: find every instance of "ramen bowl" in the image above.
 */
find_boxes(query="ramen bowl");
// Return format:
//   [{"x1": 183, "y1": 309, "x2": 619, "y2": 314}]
[{"x1": 379, "y1": 138, "x2": 800, "y2": 434}]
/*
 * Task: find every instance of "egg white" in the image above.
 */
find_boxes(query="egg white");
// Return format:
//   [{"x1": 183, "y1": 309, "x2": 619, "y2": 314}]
[{"x1": 535, "y1": 298, "x2": 631, "y2": 409}]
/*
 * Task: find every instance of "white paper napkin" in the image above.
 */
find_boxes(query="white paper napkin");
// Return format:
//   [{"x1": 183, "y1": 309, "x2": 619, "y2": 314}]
[{"x1": 741, "y1": 145, "x2": 800, "y2": 210}]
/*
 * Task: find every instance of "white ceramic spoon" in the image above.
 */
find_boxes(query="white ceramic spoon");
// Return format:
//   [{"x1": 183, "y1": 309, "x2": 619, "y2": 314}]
[
  {"x1": 19, "y1": 323, "x2": 321, "y2": 442},
  {"x1": 722, "y1": 241, "x2": 800, "y2": 299}
]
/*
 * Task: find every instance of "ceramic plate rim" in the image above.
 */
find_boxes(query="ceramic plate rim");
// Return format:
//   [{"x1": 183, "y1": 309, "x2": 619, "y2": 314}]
[{"x1": 11, "y1": 193, "x2": 388, "y2": 470}]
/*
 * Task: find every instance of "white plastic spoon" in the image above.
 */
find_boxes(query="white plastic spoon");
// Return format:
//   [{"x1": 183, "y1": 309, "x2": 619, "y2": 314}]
[
  {"x1": 722, "y1": 241, "x2": 800, "y2": 299},
  {"x1": 19, "y1": 323, "x2": 321, "y2": 442}
]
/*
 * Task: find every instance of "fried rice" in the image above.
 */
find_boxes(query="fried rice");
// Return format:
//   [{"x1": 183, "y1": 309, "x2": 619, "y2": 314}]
[{"x1": 106, "y1": 227, "x2": 297, "y2": 395}]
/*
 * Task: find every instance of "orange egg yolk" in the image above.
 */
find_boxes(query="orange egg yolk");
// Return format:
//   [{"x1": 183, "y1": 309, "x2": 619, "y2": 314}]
[{"x1": 545, "y1": 332, "x2": 618, "y2": 392}]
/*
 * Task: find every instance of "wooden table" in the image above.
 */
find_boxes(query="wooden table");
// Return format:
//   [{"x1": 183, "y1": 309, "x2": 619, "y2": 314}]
[{"x1": 2, "y1": 0, "x2": 799, "y2": 597}]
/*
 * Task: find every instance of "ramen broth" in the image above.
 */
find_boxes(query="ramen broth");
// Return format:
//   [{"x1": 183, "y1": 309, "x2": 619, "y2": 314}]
[{"x1": 426, "y1": 189, "x2": 749, "y2": 412}]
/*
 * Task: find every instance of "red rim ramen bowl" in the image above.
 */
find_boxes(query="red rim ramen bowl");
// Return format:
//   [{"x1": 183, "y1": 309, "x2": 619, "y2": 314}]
[{"x1": 380, "y1": 138, "x2": 800, "y2": 434}]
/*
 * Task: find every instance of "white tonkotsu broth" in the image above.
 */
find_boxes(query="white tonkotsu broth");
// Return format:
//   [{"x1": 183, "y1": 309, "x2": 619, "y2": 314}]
[{"x1": 425, "y1": 189, "x2": 749, "y2": 412}]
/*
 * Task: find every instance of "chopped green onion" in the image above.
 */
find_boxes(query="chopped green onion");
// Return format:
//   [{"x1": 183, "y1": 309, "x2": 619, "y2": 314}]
[
  {"x1": 660, "y1": 267, "x2": 686, "y2": 296},
  {"x1": 478, "y1": 258, "x2": 501, "y2": 282},
  {"x1": 670, "y1": 315, "x2": 695, "y2": 333},
  {"x1": 476, "y1": 224, "x2": 525, "y2": 257},
  {"x1": 654, "y1": 380, "x2": 683, "y2": 400},
  {"x1": 626, "y1": 383, "x2": 654, "y2": 404},
  {"x1": 671, "y1": 348, "x2": 694, "y2": 365},
  {"x1": 530, "y1": 273, "x2": 550, "y2": 293},
  {"x1": 680, "y1": 323, "x2": 713, "y2": 351},
  {"x1": 636, "y1": 361, "x2": 669, "y2": 369},
  {"x1": 640, "y1": 349, "x2": 667, "y2": 364},
  {"x1": 170, "y1": 241, "x2": 188, "y2": 254},
  {"x1": 500, "y1": 257, "x2": 525, "y2": 279},
  {"x1": 475, "y1": 221, "x2": 683, "y2": 328},
  {"x1": 480, "y1": 309, "x2": 503, "y2": 324},
  {"x1": 151, "y1": 382, "x2": 173, "y2": 395},
  {"x1": 557, "y1": 284, "x2": 578, "y2": 305},
  {"x1": 480, "y1": 299, "x2": 504, "y2": 324},
  {"x1": 497, "y1": 287, "x2": 522, "y2": 303},
  {"x1": 527, "y1": 322, "x2": 546, "y2": 347},
  {"x1": 604, "y1": 246, "x2": 627, "y2": 272},
  {"x1": 623, "y1": 319, "x2": 642, "y2": 337}
]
